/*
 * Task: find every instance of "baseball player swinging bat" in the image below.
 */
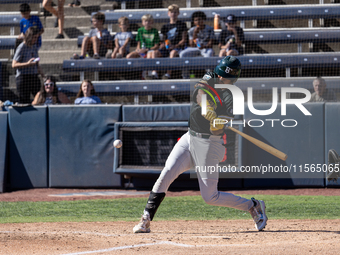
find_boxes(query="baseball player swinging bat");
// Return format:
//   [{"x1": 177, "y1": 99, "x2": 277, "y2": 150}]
[{"x1": 227, "y1": 126, "x2": 288, "y2": 161}]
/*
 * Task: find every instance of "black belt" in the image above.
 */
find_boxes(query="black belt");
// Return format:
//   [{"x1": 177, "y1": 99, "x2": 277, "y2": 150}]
[{"x1": 189, "y1": 128, "x2": 217, "y2": 139}]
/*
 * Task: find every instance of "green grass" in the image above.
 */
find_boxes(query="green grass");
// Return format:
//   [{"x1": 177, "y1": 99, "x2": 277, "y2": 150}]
[{"x1": 0, "y1": 195, "x2": 339, "y2": 223}]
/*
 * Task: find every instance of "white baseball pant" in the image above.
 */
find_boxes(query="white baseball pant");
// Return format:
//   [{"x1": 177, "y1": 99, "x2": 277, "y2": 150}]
[{"x1": 152, "y1": 131, "x2": 253, "y2": 211}]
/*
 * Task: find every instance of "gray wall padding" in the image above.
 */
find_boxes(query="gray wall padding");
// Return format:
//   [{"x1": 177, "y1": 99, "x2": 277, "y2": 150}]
[
  {"x1": 0, "y1": 112, "x2": 7, "y2": 192},
  {"x1": 48, "y1": 105, "x2": 122, "y2": 188},
  {"x1": 8, "y1": 106, "x2": 48, "y2": 189},
  {"x1": 242, "y1": 103, "x2": 325, "y2": 188},
  {"x1": 122, "y1": 104, "x2": 190, "y2": 122},
  {"x1": 325, "y1": 103, "x2": 340, "y2": 187}
]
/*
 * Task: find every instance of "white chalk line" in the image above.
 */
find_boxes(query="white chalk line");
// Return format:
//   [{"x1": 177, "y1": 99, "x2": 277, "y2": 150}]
[
  {"x1": 60, "y1": 241, "x2": 252, "y2": 255},
  {"x1": 2, "y1": 229, "x2": 337, "y2": 255}
]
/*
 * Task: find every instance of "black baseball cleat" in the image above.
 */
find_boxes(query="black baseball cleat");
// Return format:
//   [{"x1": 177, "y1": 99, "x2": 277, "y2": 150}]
[{"x1": 327, "y1": 149, "x2": 340, "y2": 182}]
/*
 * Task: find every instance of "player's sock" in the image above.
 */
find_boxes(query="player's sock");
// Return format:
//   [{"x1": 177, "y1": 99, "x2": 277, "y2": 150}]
[{"x1": 144, "y1": 191, "x2": 165, "y2": 221}]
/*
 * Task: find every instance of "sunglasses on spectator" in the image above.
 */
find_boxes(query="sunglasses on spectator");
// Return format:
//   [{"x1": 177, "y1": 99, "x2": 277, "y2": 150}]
[{"x1": 44, "y1": 82, "x2": 55, "y2": 87}]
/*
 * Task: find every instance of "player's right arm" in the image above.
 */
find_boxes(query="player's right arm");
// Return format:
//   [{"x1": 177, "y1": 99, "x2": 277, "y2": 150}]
[{"x1": 195, "y1": 83, "x2": 217, "y2": 122}]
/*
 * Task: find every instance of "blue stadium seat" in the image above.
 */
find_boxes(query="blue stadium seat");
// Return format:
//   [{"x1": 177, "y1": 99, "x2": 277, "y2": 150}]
[
  {"x1": 0, "y1": 36, "x2": 16, "y2": 49},
  {"x1": 63, "y1": 53, "x2": 340, "y2": 73},
  {"x1": 0, "y1": 12, "x2": 39, "y2": 27},
  {"x1": 56, "y1": 77, "x2": 340, "y2": 96},
  {"x1": 0, "y1": 0, "x2": 42, "y2": 3},
  {"x1": 0, "y1": 14, "x2": 22, "y2": 27},
  {"x1": 243, "y1": 28, "x2": 340, "y2": 44},
  {"x1": 77, "y1": 27, "x2": 340, "y2": 48},
  {"x1": 100, "y1": 4, "x2": 340, "y2": 24}
]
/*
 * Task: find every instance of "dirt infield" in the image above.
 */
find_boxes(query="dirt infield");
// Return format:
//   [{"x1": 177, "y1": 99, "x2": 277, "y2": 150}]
[{"x1": 1, "y1": 188, "x2": 340, "y2": 255}]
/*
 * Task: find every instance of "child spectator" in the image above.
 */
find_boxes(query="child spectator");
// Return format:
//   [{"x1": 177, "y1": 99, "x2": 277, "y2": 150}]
[
  {"x1": 179, "y1": 11, "x2": 214, "y2": 58},
  {"x1": 74, "y1": 79, "x2": 101, "y2": 104},
  {"x1": 32, "y1": 75, "x2": 70, "y2": 105},
  {"x1": 126, "y1": 14, "x2": 160, "y2": 79},
  {"x1": 218, "y1": 14, "x2": 244, "y2": 57},
  {"x1": 154, "y1": 4, "x2": 187, "y2": 79},
  {"x1": 111, "y1": 16, "x2": 133, "y2": 58},
  {"x1": 73, "y1": 12, "x2": 112, "y2": 59},
  {"x1": 42, "y1": 0, "x2": 65, "y2": 39},
  {"x1": 18, "y1": 3, "x2": 44, "y2": 49}
]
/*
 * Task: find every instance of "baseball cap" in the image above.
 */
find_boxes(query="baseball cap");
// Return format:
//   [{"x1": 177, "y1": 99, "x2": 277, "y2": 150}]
[
  {"x1": 225, "y1": 14, "x2": 237, "y2": 23},
  {"x1": 214, "y1": 56, "x2": 241, "y2": 84}
]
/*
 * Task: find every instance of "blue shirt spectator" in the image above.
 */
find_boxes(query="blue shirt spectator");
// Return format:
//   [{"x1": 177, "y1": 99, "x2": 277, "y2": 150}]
[
  {"x1": 19, "y1": 3, "x2": 44, "y2": 48},
  {"x1": 74, "y1": 79, "x2": 102, "y2": 104},
  {"x1": 75, "y1": 95, "x2": 102, "y2": 104},
  {"x1": 20, "y1": 15, "x2": 43, "y2": 48}
]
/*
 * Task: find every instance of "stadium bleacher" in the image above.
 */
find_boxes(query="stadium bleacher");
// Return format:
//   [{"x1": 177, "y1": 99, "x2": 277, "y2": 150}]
[
  {"x1": 77, "y1": 27, "x2": 340, "y2": 52},
  {"x1": 56, "y1": 77, "x2": 340, "y2": 104},
  {"x1": 101, "y1": 4, "x2": 340, "y2": 28},
  {"x1": 63, "y1": 52, "x2": 340, "y2": 79},
  {"x1": 0, "y1": 1, "x2": 339, "y2": 102},
  {"x1": 0, "y1": 36, "x2": 16, "y2": 49}
]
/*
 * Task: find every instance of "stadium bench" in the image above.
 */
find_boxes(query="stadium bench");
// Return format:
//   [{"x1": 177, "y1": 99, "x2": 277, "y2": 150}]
[
  {"x1": 77, "y1": 27, "x2": 340, "y2": 54},
  {"x1": 63, "y1": 52, "x2": 340, "y2": 79},
  {"x1": 0, "y1": 0, "x2": 42, "y2": 3},
  {"x1": 0, "y1": 12, "x2": 39, "y2": 35},
  {"x1": 100, "y1": 4, "x2": 340, "y2": 28},
  {"x1": 56, "y1": 76, "x2": 340, "y2": 103},
  {"x1": 0, "y1": 36, "x2": 16, "y2": 49},
  {"x1": 104, "y1": 0, "x2": 195, "y2": 9}
]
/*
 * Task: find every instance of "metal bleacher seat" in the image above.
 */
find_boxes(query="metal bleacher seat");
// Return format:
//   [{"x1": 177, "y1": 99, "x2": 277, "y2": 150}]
[
  {"x1": 0, "y1": 0, "x2": 42, "y2": 3},
  {"x1": 63, "y1": 52, "x2": 340, "y2": 80},
  {"x1": 0, "y1": 36, "x2": 16, "y2": 49},
  {"x1": 56, "y1": 77, "x2": 340, "y2": 103},
  {"x1": 242, "y1": 27, "x2": 340, "y2": 52},
  {"x1": 104, "y1": 0, "x2": 194, "y2": 9},
  {"x1": 0, "y1": 11, "x2": 39, "y2": 35},
  {"x1": 76, "y1": 27, "x2": 340, "y2": 56},
  {"x1": 77, "y1": 27, "x2": 340, "y2": 52},
  {"x1": 100, "y1": 4, "x2": 340, "y2": 28}
]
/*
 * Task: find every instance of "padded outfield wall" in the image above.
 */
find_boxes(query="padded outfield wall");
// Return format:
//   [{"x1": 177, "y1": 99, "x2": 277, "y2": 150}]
[{"x1": 1, "y1": 103, "x2": 340, "y2": 191}]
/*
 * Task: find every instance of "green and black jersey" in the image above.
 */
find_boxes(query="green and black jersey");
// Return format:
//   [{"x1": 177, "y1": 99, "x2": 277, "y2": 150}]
[{"x1": 189, "y1": 71, "x2": 234, "y2": 134}]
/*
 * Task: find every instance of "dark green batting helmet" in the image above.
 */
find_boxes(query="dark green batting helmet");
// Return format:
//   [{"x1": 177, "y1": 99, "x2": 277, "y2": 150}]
[{"x1": 214, "y1": 56, "x2": 241, "y2": 84}]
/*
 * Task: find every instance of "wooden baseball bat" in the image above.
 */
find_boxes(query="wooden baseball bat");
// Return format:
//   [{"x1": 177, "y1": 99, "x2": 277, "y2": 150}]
[{"x1": 227, "y1": 126, "x2": 288, "y2": 161}]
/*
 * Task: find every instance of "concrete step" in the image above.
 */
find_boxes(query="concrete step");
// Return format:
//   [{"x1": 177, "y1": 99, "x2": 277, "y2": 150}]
[
  {"x1": 74, "y1": 0, "x2": 107, "y2": 7},
  {"x1": 40, "y1": 39, "x2": 78, "y2": 50},
  {"x1": 63, "y1": 6, "x2": 93, "y2": 16},
  {"x1": 38, "y1": 50, "x2": 77, "y2": 64},
  {"x1": 45, "y1": 16, "x2": 92, "y2": 28},
  {"x1": 42, "y1": 27, "x2": 89, "y2": 39}
]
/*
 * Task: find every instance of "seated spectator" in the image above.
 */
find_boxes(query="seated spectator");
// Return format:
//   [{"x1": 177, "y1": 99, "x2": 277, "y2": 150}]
[
  {"x1": 74, "y1": 79, "x2": 101, "y2": 104},
  {"x1": 153, "y1": 4, "x2": 188, "y2": 79},
  {"x1": 110, "y1": 16, "x2": 133, "y2": 58},
  {"x1": 310, "y1": 77, "x2": 337, "y2": 102},
  {"x1": 18, "y1": 3, "x2": 44, "y2": 49},
  {"x1": 32, "y1": 75, "x2": 70, "y2": 105},
  {"x1": 126, "y1": 14, "x2": 160, "y2": 79},
  {"x1": 12, "y1": 27, "x2": 44, "y2": 104},
  {"x1": 73, "y1": 12, "x2": 112, "y2": 59},
  {"x1": 218, "y1": 14, "x2": 244, "y2": 57},
  {"x1": 42, "y1": 0, "x2": 65, "y2": 39},
  {"x1": 179, "y1": 11, "x2": 214, "y2": 59}
]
